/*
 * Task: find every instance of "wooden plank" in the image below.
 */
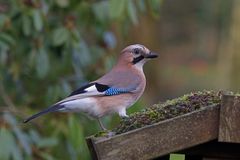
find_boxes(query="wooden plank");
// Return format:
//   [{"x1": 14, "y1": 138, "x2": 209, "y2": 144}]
[
  {"x1": 219, "y1": 95, "x2": 240, "y2": 143},
  {"x1": 86, "y1": 136, "x2": 98, "y2": 160},
  {"x1": 86, "y1": 105, "x2": 220, "y2": 160}
]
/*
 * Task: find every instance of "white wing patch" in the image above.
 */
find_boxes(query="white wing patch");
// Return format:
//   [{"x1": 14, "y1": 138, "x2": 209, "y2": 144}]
[
  {"x1": 58, "y1": 84, "x2": 106, "y2": 104},
  {"x1": 85, "y1": 85, "x2": 98, "y2": 92}
]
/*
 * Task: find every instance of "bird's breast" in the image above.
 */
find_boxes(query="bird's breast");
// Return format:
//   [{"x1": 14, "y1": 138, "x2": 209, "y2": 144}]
[{"x1": 94, "y1": 94, "x2": 136, "y2": 116}]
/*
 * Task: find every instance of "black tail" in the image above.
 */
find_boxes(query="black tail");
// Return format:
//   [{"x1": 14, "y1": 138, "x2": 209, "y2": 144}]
[{"x1": 23, "y1": 104, "x2": 64, "y2": 123}]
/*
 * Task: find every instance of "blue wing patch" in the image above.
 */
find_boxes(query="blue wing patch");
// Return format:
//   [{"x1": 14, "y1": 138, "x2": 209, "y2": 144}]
[{"x1": 104, "y1": 87, "x2": 134, "y2": 96}]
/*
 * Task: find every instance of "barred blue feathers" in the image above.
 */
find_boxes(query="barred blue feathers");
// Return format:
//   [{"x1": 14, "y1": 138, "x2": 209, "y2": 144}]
[{"x1": 104, "y1": 87, "x2": 132, "y2": 96}]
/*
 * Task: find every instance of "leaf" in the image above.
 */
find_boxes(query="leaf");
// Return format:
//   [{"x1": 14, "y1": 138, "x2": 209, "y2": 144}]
[
  {"x1": 109, "y1": 0, "x2": 127, "y2": 19},
  {"x1": 46, "y1": 84, "x2": 63, "y2": 103},
  {"x1": 0, "y1": 47, "x2": 8, "y2": 65},
  {"x1": 0, "y1": 33, "x2": 15, "y2": 46},
  {"x1": 61, "y1": 80, "x2": 71, "y2": 96},
  {"x1": 11, "y1": 144, "x2": 23, "y2": 160},
  {"x1": 128, "y1": 0, "x2": 138, "y2": 25},
  {"x1": 37, "y1": 137, "x2": 58, "y2": 148},
  {"x1": 148, "y1": 0, "x2": 162, "y2": 18},
  {"x1": 93, "y1": 1, "x2": 109, "y2": 21},
  {"x1": 78, "y1": 41, "x2": 91, "y2": 66},
  {"x1": 67, "y1": 116, "x2": 90, "y2": 159},
  {"x1": 52, "y1": 27, "x2": 69, "y2": 46},
  {"x1": 0, "y1": 43, "x2": 9, "y2": 66},
  {"x1": 68, "y1": 116, "x2": 84, "y2": 149},
  {"x1": 72, "y1": 40, "x2": 91, "y2": 70},
  {"x1": 136, "y1": 0, "x2": 146, "y2": 12},
  {"x1": 0, "y1": 128, "x2": 23, "y2": 160},
  {"x1": 0, "y1": 39, "x2": 8, "y2": 50},
  {"x1": 170, "y1": 154, "x2": 185, "y2": 160},
  {"x1": 22, "y1": 15, "x2": 31, "y2": 36},
  {"x1": 0, "y1": 15, "x2": 7, "y2": 28},
  {"x1": 39, "y1": 152, "x2": 55, "y2": 160},
  {"x1": 4, "y1": 113, "x2": 32, "y2": 156},
  {"x1": 29, "y1": 129, "x2": 58, "y2": 148},
  {"x1": 32, "y1": 9, "x2": 43, "y2": 31},
  {"x1": 103, "y1": 31, "x2": 116, "y2": 49},
  {"x1": 36, "y1": 48, "x2": 49, "y2": 78},
  {"x1": 28, "y1": 49, "x2": 37, "y2": 67},
  {"x1": 70, "y1": 28, "x2": 81, "y2": 42},
  {"x1": 9, "y1": 62, "x2": 20, "y2": 80},
  {"x1": 55, "y1": 0, "x2": 69, "y2": 8},
  {"x1": 29, "y1": 130, "x2": 41, "y2": 144},
  {"x1": 0, "y1": 128, "x2": 13, "y2": 160}
]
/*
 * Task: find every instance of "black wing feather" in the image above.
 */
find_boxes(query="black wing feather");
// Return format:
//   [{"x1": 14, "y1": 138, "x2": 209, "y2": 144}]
[
  {"x1": 68, "y1": 83, "x2": 94, "y2": 96},
  {"x1": 68, "y1": 82, "x2": 110, "y2": 96},
  {"x1": 95, "y1": 83, "x2": 110, "y2": 92}
]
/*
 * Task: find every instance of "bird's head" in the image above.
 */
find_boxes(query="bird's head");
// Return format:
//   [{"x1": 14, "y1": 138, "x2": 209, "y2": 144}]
[{"x1": 118, "y1": 44, "x2": 158, "y2": 68}]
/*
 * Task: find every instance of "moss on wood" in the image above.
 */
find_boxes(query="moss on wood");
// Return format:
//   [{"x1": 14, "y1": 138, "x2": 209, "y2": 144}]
[{"x1": 113, "y1": 90, "x2": 224, "y2": 134}]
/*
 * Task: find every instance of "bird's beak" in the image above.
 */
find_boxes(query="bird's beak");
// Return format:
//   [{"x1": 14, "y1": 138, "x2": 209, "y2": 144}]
[{"x1": 145, "y1": 51, "x2": 158, "y2": 59}]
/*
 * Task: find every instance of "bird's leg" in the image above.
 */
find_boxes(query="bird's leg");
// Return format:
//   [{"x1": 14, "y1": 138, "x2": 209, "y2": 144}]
[
  {"x1": 118, "y1": 108, "x2": 129, "y2": 119},
  {"x1": 97, "y1": 118, "x2": 107, "y2": 131},
  {"x1": 97, "y1": 118, "x2": 116, "y2": 137}
]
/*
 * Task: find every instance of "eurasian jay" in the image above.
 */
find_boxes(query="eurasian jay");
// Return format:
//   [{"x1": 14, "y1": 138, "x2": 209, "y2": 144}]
[{"x1": 23, "y1": 44, "x2": 158, "y2": 130}]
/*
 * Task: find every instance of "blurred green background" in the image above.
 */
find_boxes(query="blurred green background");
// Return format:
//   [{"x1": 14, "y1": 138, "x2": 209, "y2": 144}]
[{"x1": 0, "y1": 0, "x2": 239, "y2": 159}]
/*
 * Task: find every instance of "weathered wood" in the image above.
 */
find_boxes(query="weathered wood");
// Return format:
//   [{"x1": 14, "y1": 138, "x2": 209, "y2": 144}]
[
  {"x1": 86, "y1": 136, "x2": 98, "y2": 160},
  {"x1": 219, "y1": 95, "x2": 240, "y2": 143},
  {"x1": 86, "y1": 105, "x2": 220, "y2": 160}
]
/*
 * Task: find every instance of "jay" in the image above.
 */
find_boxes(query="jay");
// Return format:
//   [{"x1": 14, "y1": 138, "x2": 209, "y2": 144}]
[{"x1": 24, "y1": 44, "x2": 158, "y2": 130}]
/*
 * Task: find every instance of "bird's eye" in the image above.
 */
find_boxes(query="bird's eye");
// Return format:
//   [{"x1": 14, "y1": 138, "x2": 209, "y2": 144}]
[{"x1": 133, "y1": 48, "x2": 140, "y2": 55}]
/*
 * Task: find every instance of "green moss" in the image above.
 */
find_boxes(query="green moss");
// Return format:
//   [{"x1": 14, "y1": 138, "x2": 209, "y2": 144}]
[
  {"x1": 94, "y1": 130, "x2": 110, "y2": 137},
  {"x1": 113, "y1": 90, "x2": 224, "y2": 134}
]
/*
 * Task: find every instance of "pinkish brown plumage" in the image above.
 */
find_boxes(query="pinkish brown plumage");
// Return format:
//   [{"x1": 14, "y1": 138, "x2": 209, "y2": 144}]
[{"x1": 24, "y1": 44, "x2": 158, "y2": 130}]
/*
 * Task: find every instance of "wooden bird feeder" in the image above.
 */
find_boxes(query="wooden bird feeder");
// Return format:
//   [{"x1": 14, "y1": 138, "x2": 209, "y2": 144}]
[{"x1": 86, "y1": 94, "x2": 240, "y2": 160}]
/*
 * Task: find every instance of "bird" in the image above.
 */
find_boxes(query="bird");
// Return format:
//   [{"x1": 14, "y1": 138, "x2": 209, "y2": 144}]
[{"x1": 23, "y1": 44, "x2": 158, "y2": 130}]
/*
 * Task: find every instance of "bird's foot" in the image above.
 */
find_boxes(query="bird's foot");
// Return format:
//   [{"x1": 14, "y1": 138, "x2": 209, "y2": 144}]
[
  {"x1": 95, "y1": 130, "x2": 116, "y2": 138},
  {"x1": 106, "y1": 131, "x2": 116, "y2": 137},
  {"x1": 121, "y1": 115, "x2": 130, "y2": 121}
]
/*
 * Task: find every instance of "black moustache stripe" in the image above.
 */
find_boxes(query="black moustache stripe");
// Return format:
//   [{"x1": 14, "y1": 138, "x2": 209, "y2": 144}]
[{"x1": 132, "y1": 56, "x2": 144, "y2": 64}]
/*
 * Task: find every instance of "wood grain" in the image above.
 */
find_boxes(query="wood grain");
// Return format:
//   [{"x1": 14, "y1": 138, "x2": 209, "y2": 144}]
[
  {"x1": 219, "y1": 95, "x2": 240, "y2": 143},
  {"x1": 87, "y1": 105, "x2": 220, "y2": 160}
]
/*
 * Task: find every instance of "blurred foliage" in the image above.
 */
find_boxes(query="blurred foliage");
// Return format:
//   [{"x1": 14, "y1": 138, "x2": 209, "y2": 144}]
[{"x1": 0, "y1": 0, "x2": 161, "y2": 159}]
